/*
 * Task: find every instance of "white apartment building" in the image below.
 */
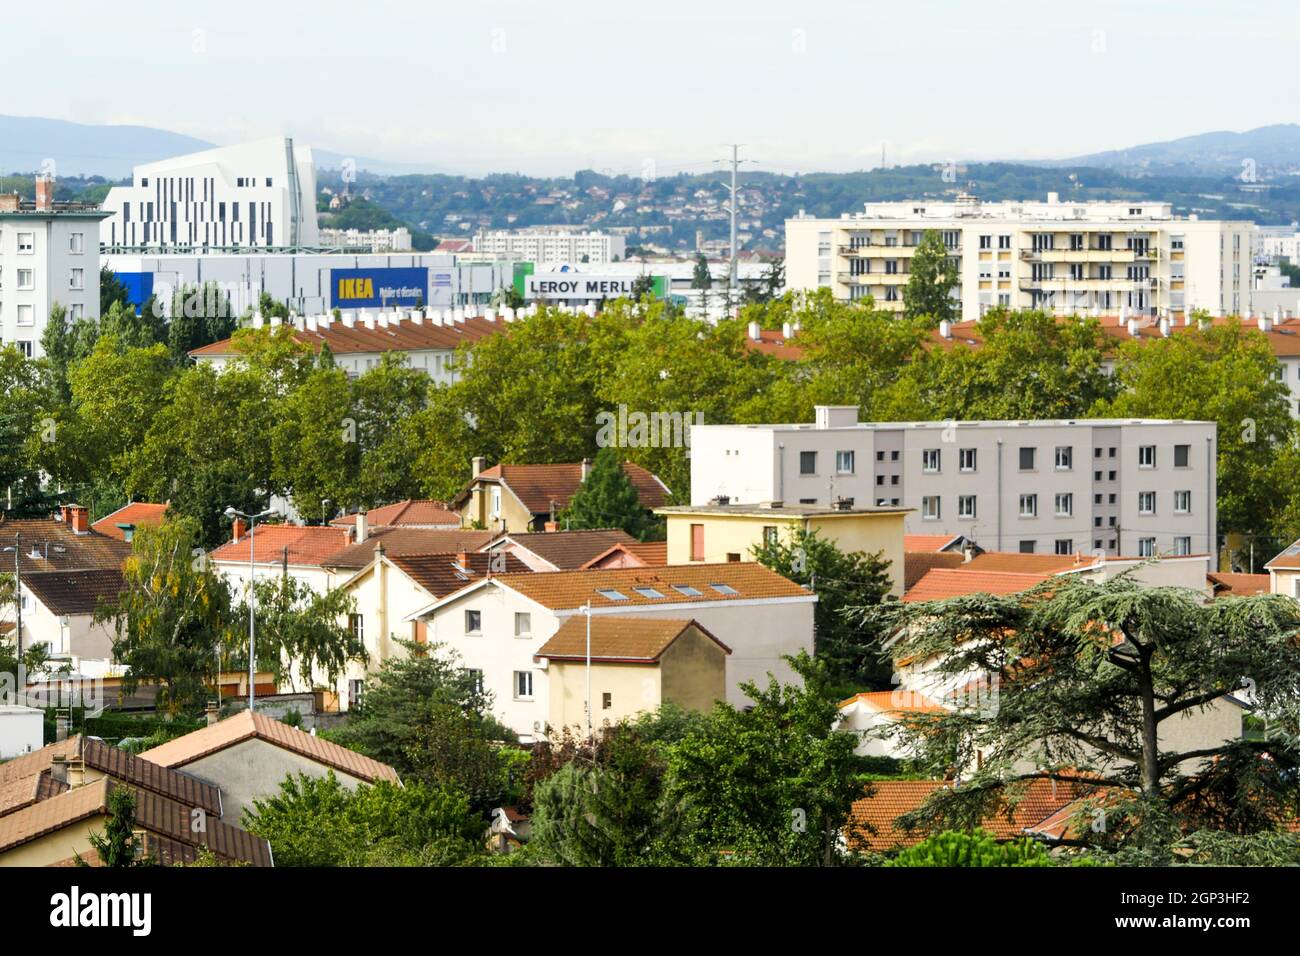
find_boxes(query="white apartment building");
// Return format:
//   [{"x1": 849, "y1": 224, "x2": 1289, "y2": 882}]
[
  {"x1": 100, "y1": 137, "x2": 319, "y2": 252},
  {"x1": 691, "y1": 405, "x2": 1217, "y2": 562},
  {"x1": 786, "y1": 193, "x2": 1252, "y2": 320},
  {"x1": 471, "y1": 228, "x2": 625, "y2": 265},
  {"x1": 318, "y1": 227, "x2": 413, "y2": 253},
  {"x1": 1252, "y1": 225, "x2": 1300, "y2": 262},
  {"x1": 0, "y1": 178, "x2": 107, "y2": 358}
]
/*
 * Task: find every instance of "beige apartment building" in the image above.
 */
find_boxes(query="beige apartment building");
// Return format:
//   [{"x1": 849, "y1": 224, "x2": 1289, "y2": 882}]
[
  {"x1": 690, "y1": 405, "x2": 1217, "y2": 562},
  {"x1": 786, "y1": 193, "x2": 1252, "y2": 320}
]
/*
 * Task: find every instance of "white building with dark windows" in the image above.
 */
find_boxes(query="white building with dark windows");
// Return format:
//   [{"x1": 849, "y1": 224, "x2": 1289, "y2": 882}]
[
  {"x1": 690, "y1": 406, "x2": 1217, "y2": 562},
  {"x1": 471, "y1": 228, "x2": 625, "y2": 265},
  {"x1": 100, "y1": 137, "x2": 318, "y2": 252},
  {"x1": 0, "y1": 177, "x2": 107, "y2": 358}
]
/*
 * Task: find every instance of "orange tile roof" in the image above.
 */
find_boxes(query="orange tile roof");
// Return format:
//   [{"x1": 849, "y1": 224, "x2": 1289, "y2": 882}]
[
  {"x1": 903, "y1": 568, "x2": 1049, "y2": 603},
  {"x1": 491, "y1": 529, "x2": 638, "y2": 570},
  {"x1": 90, "y1": 502, "x2": 168, "y2": 541},
  {"x1": 848, "y1": 778, "x2": 1088, "y2": 851},
  {"x1": 189, "y1": 314, "x2": 505, "y2": 357},
  {"x1": 903, "y1": 551, "x2": 965, "y2": 590},
  {"x1": 838, "y1": 690, "x2": 945, "y2": 715},
  {"x1": 1265, "y1": 538, "x2": 1300, "y2": 570},
  {"x1": 330, "y1": 499, "x2": 460, "y2": 529},
  {"x1": 1206, "y1": 571, "x2": 1270, "y2": 596},
  {"x1": 580, "y1": 540, "x2": 669, "y2": 569},
  {"x1": 460, "y1": 462, "x2": 671, "y2": 513},
  {"x1": 963, "y1": 551, "x2": 1098, "y2": 574},
  {"x1": 743, "y1": 328, "x2": 804, "y2": 360},
  {"x1": 903, "y1": 534, "x2": 964, "y2": 553},
  {"x1": 483, "y1": 562, "x2": 813, "y2": 612},
  {"x1": 388, "y1": 551, "x2": 531, "y2": 598},
  {"x1": 208, "y1": 524, "x2": 354, "y2": 567},
  {"x1": 139, "y1": 711, "x2": 399, "y2": 785},
  {"x1": 536, "y1": 616, "x2": 730, "y2": 662},
  {"x1": 325, "y1": 527, "x2": 497, "y2": 569}
]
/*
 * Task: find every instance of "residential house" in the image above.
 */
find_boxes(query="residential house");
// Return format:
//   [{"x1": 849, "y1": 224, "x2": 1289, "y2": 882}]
[
  {"x1": 655, "y1": 501, "x2": 910, "y2": 597},
  {"x1": 90, "y1": 501, "x2": 168, "y2": 542},
  {"x1": 207, "y1": 522, "x2": 355, "y2": 597},
  {"x1": 17, "y1": 569, "x2": 123, "y2": 677},
  {"x1": 580, "y1": 540, "x2": 668, "y2": 569},
  {"x1": 0, "y1": 706, "x2": 42, "y2": 759},
  {"x1": 453, "y1": 458, "x2": 671, "y2": 533},
  {"x1": 139, "y1": 710, "x2": 399, "y2": 823},
  {"x1": 835, "y1": 690, "x2": 944, "y2": 759},
  {"x1": 322, "y1": 527, "x2": 497, "y2": 579},
  {"x1": 404, "y1": 562, "x2": 816, "y2": 740},
  {"x1": 534, "y1": 617, "x2": 730, "y2": 734},
  {"x1": 481, "y1": 529, "x2": 638, "y2": 571},
  {"x1": 1265, "y1": 539, "x2": 1300, "y2": 597},
  {"x1": 329, "y1": 499, "x2": 461, "y2": 532}
]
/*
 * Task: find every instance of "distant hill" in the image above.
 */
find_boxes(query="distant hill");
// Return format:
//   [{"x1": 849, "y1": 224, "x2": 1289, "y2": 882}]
[
  {"x1": 1040, "y1": 124, "x2": 1300, "y2": 177},
  {"x1": 0, "y1": 115, "x2": 214, "y2": 178}
]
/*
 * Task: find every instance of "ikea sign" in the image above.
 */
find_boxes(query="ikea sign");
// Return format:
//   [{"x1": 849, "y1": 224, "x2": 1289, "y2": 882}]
[{"x1": 330, "y1": 267, "x2": 428, "y2": 309}]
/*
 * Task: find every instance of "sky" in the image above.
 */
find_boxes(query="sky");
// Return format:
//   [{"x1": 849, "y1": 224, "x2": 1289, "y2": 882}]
[{"x1": 5, "y1": 0, "x2": 1297, "y2": 177}]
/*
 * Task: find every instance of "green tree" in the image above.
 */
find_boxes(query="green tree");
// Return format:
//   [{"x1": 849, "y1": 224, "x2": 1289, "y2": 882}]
[
  {"x1": 80, "y1": 786, "x2": 152, "y2": 867},
  {"x1": 751, "y1": 527, "x2": 893, "y2": 693},
  {"x1": 883, "y1": 829, "x2": 1054, "y2": 867},
  {"x1": 861, "y1": 575, "x2": 1300, "y2": 851},
  {"x1": 270, "y1": 363, "x2": 358, "y2": 513},
  {"x1": 350, "y1": 353, "x2": 431, "y2": 506},
  {"x1": 902, "y1": 229, "x2": 958, "y2": 324},
  {"x1": 236, "y1": 573, "x2": 366, "y2": 691},
  {"x1": 0, "y1": 344, "x2": 49, "y2": 510},
  {"x1": 96, "y1": 517, "x2": 236, "y2": 715},
  {"x1": 166, "y1": 282, "x2": 238, "y2": 366},
  {"x1": 560, "y1": 446, "x2": 654, "y2": 538},
  {"x1": 690, "y1": 254, "x2": 712, "y2": 290},
  {"x1": 99, "y1": 265, "x2": 132, "y2": 317}
]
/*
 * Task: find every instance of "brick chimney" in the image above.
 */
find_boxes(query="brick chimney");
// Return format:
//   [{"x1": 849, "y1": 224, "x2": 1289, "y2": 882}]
[
  {"x1": 543, "y1": 520, "x2": 559, "y2": 533},
  {"x1": 34, "y1": 174, "x2": 54, "y2": 212},
  {"x1": 457, "y1": 550, "x2": 470, "y2": 568},
  {"x1": 67, "y1": 504, "x2": 88, "y2": 534},
  {"x1": 231, "y1": 517, "x2": 247, "y2": 543}
]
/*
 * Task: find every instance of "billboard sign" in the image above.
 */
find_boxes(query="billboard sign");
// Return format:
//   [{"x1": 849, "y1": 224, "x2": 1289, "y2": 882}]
[
  {"x1": 523, "y1": 272, "x2": 665, "y2": 301},
  {"x1": 330, "y1": 267, "x2": 428, "y2": 309}
]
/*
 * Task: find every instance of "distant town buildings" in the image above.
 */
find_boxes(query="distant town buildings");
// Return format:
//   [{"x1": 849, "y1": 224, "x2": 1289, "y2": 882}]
[
  {"x1": 318, "y1": 226, "x2": 412, "y2": 253},
  {"x1": 787, "y1": 193, "x2": 1253, "y2": 320},
  {"x1": 471, "y1": 227, "x2": 625, "y2": 264}
]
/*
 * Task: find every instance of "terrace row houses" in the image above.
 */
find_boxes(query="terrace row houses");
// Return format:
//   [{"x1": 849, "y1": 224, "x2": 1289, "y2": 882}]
[{"x1": 689, "y1": 405, "x2": 1217, "y2": 564}]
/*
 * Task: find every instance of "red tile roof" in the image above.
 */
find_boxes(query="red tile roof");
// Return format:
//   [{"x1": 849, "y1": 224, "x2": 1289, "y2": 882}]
[
  {"x1": 324, "y1": 527, "x2": 497, "y2": 569},
  {"x1": 21, "y1": 569, "x2": 124, "y2": 616},
  {"x1": 580, "y1": 540, "x2": 669, "y2": 569},
  {"x1": 91, "y1": 502, "x2": 168, "y2": 541},
  {"x1": 387, "y1": 551, "x2": 531, "y2": 598},
  {"x1": 0, "y1": 517, "x2": 133, "y2": 573},
  {"x1": 489, "y1": 529, "x2": 638, "y2": 570},
  {"x1": 208, "y1": 524, "x2": 354, "y2": 567},
  {"x1": 330, "y1": 499, "x2": 460, "y2": 529},
  {"x1": 903, "y1": 551, "x2": 965, "y2": 591},
  {"x1": 1265, "y1": 538, "x2": 1300, "y2": 570},
  {"x1": 190, "y1": 314, "x2": 504, "y2": 357},
  {"x1": 1206, "y1": 571, "x2": 1270, "y2": 596},
  {"x1": 459, "y1": 462, "x2": 671, "y2": 514},
  {"x1": 838, "y1": 690, "x2": 945, "y2": 715},
  {"x1": 903, "y1": 534, "x2": 964, "y2": 553},
  {"x1": 139, "y1": 710, "x2": 398, "y2": 785},
  {"x1": 903, "y1": 568, "x2": 1049, "y2": 603},
  {"x1": 535, "y1": 616, "x2": 730, "y2": 662},
  {"x1": 962, "y1": 551, "x2": 1097, "y2": 574}
]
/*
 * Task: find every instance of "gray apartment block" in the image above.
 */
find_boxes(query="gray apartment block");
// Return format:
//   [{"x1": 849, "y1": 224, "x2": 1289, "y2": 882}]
[{"x1": 690, "y1": 406, "x2": 1216, "y2": 561}]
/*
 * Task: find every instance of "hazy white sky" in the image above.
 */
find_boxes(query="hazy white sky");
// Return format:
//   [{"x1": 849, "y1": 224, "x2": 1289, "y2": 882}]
[{"x1": 7, "y1": 0, "x2": 1295, "y2": 175}]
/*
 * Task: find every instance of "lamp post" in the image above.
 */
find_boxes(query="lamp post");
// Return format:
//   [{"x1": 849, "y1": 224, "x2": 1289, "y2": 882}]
[
  {"x1": 579, "y1": 602, "x2": 592, "y2": 740},
  {"x1": 3, "y1": 535, "x2": 21, "y2": 663},
  {"x1": 224, "y1": 506, "x2": 275, "y2": 711}
]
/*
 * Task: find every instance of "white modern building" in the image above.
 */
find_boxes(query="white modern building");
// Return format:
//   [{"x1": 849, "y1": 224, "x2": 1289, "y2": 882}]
[
  {"x1": 786, "y1": 193, "x2": 1253, "y2": 320},
  {"x1": 0, "y1": 177, "x2": 107, "y2": 358},
  {"x1": 472, "y1": 228, "x2": 625, "y2": 265},
  {"x1": 99, "y1": 137, "x2": 319, "y2": 252},
  {"x1": 690, "y1": 405, "x2": 1217, "y2": 561},
  {"x1": 319, "y1": 227, "x2": 413, "y2": 253}
]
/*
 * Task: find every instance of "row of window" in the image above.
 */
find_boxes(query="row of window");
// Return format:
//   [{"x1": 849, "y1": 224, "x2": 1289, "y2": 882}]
[
  {"x1": 1014, "y1": 536, "x2": 1192, "y2": 557},
  {"x1": 4, "y1": 232, "x2": 85, "y2": 254},
  {"x1": 801, "y1": 442, "x2": 1194, "y2": 477},
  {"x1": 0, "y1": 267, "x2": 85, "y2": 292},
  {"x1": 920, "y1": 489, "x2": 1193, "y2": 520}
]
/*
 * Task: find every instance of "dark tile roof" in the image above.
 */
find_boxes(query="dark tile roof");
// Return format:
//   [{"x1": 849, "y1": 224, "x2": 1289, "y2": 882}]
[
  {"x1": 490, "y1": 529, "x2": 637, "y2": 570},
  {"x1": 458, "y1": 462, "x2": 671, "y2": 513},
  {"x1": 388, "y1": 551, "x2": 531, "y2": 598},
  {"x1": 324, "y1": 527, "x2": 496, "y2": 569},
  {"x1": 0, "y1": 517, "x2": 132, "y2": 573},
  {"x1": 21, "y1": 568, "x2": 124, "y2": 616}
]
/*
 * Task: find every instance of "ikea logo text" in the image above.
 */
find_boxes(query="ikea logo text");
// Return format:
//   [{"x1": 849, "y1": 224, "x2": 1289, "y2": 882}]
[{"x1": 338, "y1": 278, "x2": 374, "y2": 300}]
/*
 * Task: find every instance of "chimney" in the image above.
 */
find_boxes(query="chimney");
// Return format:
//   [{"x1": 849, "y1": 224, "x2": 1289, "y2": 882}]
[
  {"x1": 782, "y1": 321, "x2": 794, "y2": 340},
  {"x1": 1259, "y1": 312, "x2": 1273, "y2": 333},
  {"x1": 356, "y1": 509, "x2": 368, "y2": 544},
  {"x1": 747, "y1": 321, "x2": 761, "y2": 341},
  {"x1": 205, "y1": 700, "x2": 220, "y2": 726},
  {"x1": 963, "y1": 542, "x2": 975, "y2": 563},
  {"x1": 231, "y1": 517, "x2": 247, "y2": 543},
  {"x1": 51, "y1": 754, "x2": 68, "y2": 785},
  {"x1": 457, "y1": 550, "x2": 470, "y2": 568},
  {"x1": 580, "y1": 457, "x2": 593, "y2": 480},
  {"x1": 55, "y1": 711, "x2": 70, "y2": 742},
  {"x1": 938, "y1": 319, "x2": 953, "y2": 339},
  {"x1": 472, "y1": 456, "x2": 486, "y2": 478},
  {"x1": 543, "y1": 520, "x2": 559, "y2": 533},
  {"x1": 67, "y1": 504, "x2": 88, "y2": 534},
  {"x1": 35, "y1": 174, "x2": 54, "y2": 212},
  {"x1": 0, "y1": 193, "x2": 19, "y2": 212}
]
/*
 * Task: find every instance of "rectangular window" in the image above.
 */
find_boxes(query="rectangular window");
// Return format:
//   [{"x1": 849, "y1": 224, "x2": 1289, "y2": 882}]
[
  {"x1": 69, "y1": 232, "x2": 84, "y2": 254},
  {"x1": 1174, "y1": 490, "x2": 1191, "y2": 514},
  {"x1": 514, "y1": 612, "x2": 531, "y2": 637},
  {"x1": 921, "y1": 496, "x2": 941, "y2": 520},
  {"x1": 69, "y1": 267, "x2": 84, "y2": 290},
  {"x1": 1055, "y1": 539, "x2": 1073, "y2": 555},
  {"x1": 16, "y1": 269, "x2": 33, "y2": 290},
  {"x1": 1174, "y1": 444, "x2": 1190, "y2": 468},
  {"x1": 16, "y1": 232, "x2": 33, "y2": 253},
  {"x1": 1054, "y1": 446, "x2": 1073, "y2": 470},
  {"x1": 959, "y1": 448, "x2": 977, "y2": 472},
  {"x1": 1018, "y1": 447, "x2": 1036, "y2": 471},
  {"x1": 1173, "y1": 536, "x2": 1191, "y2": 556},
  {"x1": 690, "y1": 523, "x2": 705, "y2": 561},
  {"x1": 602, "y1": 692, "x2": 612, "y2": 710},
  {"x1": 836, "y1": 450, "x2": 855, "y2": 475},
  {"x1": 16, "y1": 304, "x2": 34, "y2": 327},
  {"x1": 1054, "y1": 493, "x2": 1073, "y2": 517},
  {"x1": 514, "y1": 670, "x2": 534, "y2": 699},
  {"x1": 1019, "y1": 540, "x2": 1036, "y2": 554},
  {"x1": 1138, "y1": 491, "x2": 1156, "y2": 515},
  {"x1": 1138, "y1": 445, "x2": 1156, "y2": 468},
  {"x1": 958, "y1": 495, "x2": 976, "y2": 519},
  {"x1": 465, "y1": 668, "x2": 484, "y2": 694},
  {"x1": 465, "y1": 609, "x2": 482, "y2": 634},
  {"x1": 922, "y1": 448, "x2": 941, "y2": 473},
  {"x1": 1138, "y1": 538, "x2": 1156, "y2": 558},
  {"x1": 348, "y1": 613, "x2": 364, "y2": 642},
  {"x1": 799, "y1": 451, "x2": 817, "y2": 475},
  {"x1": 1019, "y1": 494, "x2": 1038, "y2": 517}
]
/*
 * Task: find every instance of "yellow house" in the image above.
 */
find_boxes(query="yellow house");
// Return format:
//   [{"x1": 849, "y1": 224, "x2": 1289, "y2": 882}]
[
  {"x1": 655, "y1": 502, "x2": 910, "y2": 597},
  {"x1": 1265, "y1": 538, "x2": 1300, "y2": 598},
  {"x1": 534, "y1": 616, "x2": 730, "y2": 735}
]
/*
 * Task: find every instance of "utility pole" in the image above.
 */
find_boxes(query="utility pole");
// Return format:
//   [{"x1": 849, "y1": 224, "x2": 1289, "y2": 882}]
[
  {"x1": 717, "y1": 145, "x2": 754, "y2": 312},
  {"x1": 11, "y1": 534, "x2": 20, "y2": 663}
]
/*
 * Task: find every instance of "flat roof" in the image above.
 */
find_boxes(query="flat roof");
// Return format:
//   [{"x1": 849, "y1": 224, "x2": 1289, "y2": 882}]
[
  {"x1": 700, "y1": 418, "x2": 1216, "y2": 432},
  {"x1": 656, "y1": 503, "x2": 911, "y2": 518}
]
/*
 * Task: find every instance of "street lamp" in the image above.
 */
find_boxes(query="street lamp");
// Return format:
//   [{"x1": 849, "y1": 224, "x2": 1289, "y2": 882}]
[
  {"x1": 3, "y1": 535, "x2": 22, "y2": 663},
  {"x1": 579, "y1": 602, "x2": 592, "y2": 740},
  {"x1": 224, "y1": 506, "x2": 275, "y2": 711}
]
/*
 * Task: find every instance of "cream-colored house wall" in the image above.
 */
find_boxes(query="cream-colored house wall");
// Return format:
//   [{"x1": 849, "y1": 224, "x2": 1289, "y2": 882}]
[
  {"x1": 547, "y1": 661, "x2": 661, "y2": 736},
  {"x1": 13, "y1": 586, "x2": 118, "y2": 673},
  {"x1": 658, "y1": 625, "x2": 729, "y2": 712},
  {"x1": 458, "y1": 482, "x2": 535, "y2": 534},
  {"x1": 1269, "y1": 566, "x2": 1300, "y2": 597},
  {"x1": 0, "y1": 817, "x2": 105, "y2": 867}
]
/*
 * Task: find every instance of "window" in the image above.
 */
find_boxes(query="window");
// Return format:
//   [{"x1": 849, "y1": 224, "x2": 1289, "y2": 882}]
[
  {"x1": 1138, "y1": 491, "x2": 1156, "y2": 515},
  {"x1": 514, "y1": 670, "x2": 534, "y2": 699},
  {"x1": 465, "y1": 668, "x2": 484, "y2": 694},
  {"x1": 1138, "y1": 538, "x2": 1156, "y2": 558},
  {"x1": 69, "y1": 232, "x2": 84, "y2": 254},
  {"x1": 959, "y1": 448, "x2": 977, "y2": 472},
  {"x1": 1019, "y1": 540, "x2": 1036, "y2": 554},
  {"x1": 890, "y1": 450, "x2": 899, "y2": 461},
  {"x1": 690, "y1": 524, "x2": 704, "y2": 561},
  {"x1": 633, "y1": 586, "x2": 664, "y2": 598},
  {"x1": 69, "y1": 268, "x2": 84, "y2": 290},
  {"x1": 1054, "y1": 446, "x2": 1073, "y2": 470},
  {"x1": 16, "y1": 269, "x2": 33, "y2": 290},
  {"x1": 958, "y1": 495, "x2": 976, "y2": 519},
  {"x1": 1174, "y1": 490, "x2": 1191, "y2": 514},
  {"x1": 922, "y1": 448, "x2": 941, "y2": 473},
  {"x1": 602, "y1": 692, "x2": 612, "y2": 711},
  {"x1": 836, "y1": 450, "x2": 855, "y2": 475},
  {"x1": 1173, "y1": 536, "x2": 1192, "y2": 556},
  {"x1": 465, "y1": 609, "x2": 482, "y2": 634},
  {"x1": 921, "y1": 496, "x2": 941, "y2": 520},
  {"x1": 1094, "y1": 447, "x2": 1102, "y2": 459},
  {"x1": 1138, "y1": 445, "x2": 1156, "y2": 468},
  {"x1": 875, "y1": 451, "x2": 885, "y2": 461},
  {"x1": 725, "y1": 552, "x2": 741, "y2": 562},
  {"x1": 673, "y1": 584, "x2": 703, "y2": 597},
  {"x1": 1174, "y1": 444, "x2": 1190, "y2": 468},
  {"x1": 16, "y1": 304, "x2": 34, "y2": 327},
  {"x1": 1054, "y1": 539, "x2": 1073, "y2": 555},
  {"x1": 348, "y1": 613, "x2": 364, "y2": 642},
  {"x1": 1054, "y1": 493, "x2": 1073, "y2": 517},
  {"x1": 13, "y1": 341, "x2": 32, "y2": 358},
  {"x1": 16, "y1": 232, "x2": 33, "y2": 253},
  {"x1": 1019, "y1": 494, "x2": 1038, "y2": 517},
  {"x1": 596, "y1": 588, "x2": 629, "y2": 601},
  {"x1": 348, "y1": 679, "x2": 365, "y2": 710},
  {"x1": 800, "y1": 451, "x2": 817, "y2": 475},
  {"x1": 514, "y1": 612, "x2": 531, "y2": 637},
  {"x1": 1018, "y1": 447, "x2": 1036, "y2": 471}
]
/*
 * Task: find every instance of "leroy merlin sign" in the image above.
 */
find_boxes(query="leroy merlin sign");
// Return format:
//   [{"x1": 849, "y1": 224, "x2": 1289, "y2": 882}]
[{"x1": 518, "y1": 271, "x2": 667, "y2": 301}]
